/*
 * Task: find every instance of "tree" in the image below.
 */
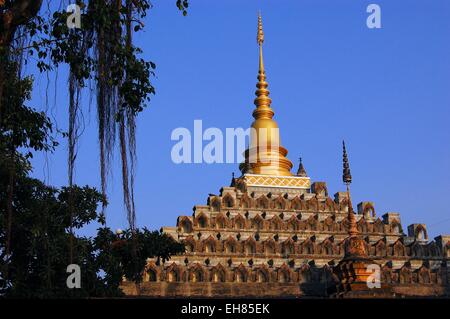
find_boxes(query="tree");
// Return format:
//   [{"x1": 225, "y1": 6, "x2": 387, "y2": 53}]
[
  {"x1": 1, "y1": 0, "x2": 189, "y2": 235},
  {"x1": 0, "y1": 171, "x2": 185, "y2": 297},
  {"x1": 0, "y1": 54, "x2": 185, "y2": 298},
  {"x1": 0, "y1": 0, "x2": 44, "y2": 112},
  {"x1": 0, "y1": 1, "x2": 188, "y2": 297},
  {"x1": 0, "y1": 57, "x2": 57, "y2": 257}
]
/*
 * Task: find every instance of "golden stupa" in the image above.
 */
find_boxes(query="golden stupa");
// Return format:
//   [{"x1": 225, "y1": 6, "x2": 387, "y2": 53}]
[{"x1": 239, "y1": 14, "x2": 293, "y2": 177}]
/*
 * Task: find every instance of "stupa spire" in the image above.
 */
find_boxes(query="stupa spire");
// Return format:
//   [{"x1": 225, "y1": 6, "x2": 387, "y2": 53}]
[
  {"x1": 254, "y1": 12, "x2": 273, "y2": 120},
  {"x1": 297, "y1": 157, "x2": 308, "y2": 177},
  {"x1": 239, "y1": 13, "x2": 293, "y2": 176},
  {"x1": 343, "y1": 141, "x2": 358, "y2": 237},
  {"x1": 333, "y1": 142, "x2": 378, "y2": 295},
  {"x1": 343, "y1": 141, "x2": 352, "y2": 185}
]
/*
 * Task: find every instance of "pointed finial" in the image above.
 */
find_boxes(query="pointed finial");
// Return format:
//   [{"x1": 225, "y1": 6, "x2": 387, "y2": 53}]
[
  {"x1": 257, "y1": 12, "x2": 264, "y2": 45},
  {"x1": 230, "y1": 172, "x2": 236, "y2": 187},
  {"x1": 253, "y1": 12, "x2": 271, "y2": 113},
  {"x1": 346, "y1": 194, "x2": 358, "y2": 237},
  {"x1": 297, "y1": 157, "x2": 307, "y2": 177},
  {"x1": 342, "y1": 140, "x2": 358, "y2": 237},
  {"x1": 342, "y1": 140, "x2": 352, "y2": 185}
]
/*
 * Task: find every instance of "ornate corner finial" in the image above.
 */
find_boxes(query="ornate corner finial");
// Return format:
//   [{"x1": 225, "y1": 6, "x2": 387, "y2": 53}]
[
  {"x1": 257, "y1": 12, "x2": 264, "y2": 45},
  {"x1": 342, "y1": 140, "x2": 358, "y2": 237},
  {"x1": 342, "y1": 140, "x2": 352, "y2": 185},
  {"x1": 297, "y1": 157, "x2": 307, "y2": 177},
  {"x1": 230, "y1": 172, "x2": 236, "y2": 187}
]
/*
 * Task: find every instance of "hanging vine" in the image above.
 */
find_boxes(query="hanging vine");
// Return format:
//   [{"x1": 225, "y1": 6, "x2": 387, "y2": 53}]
[{"x1": 0, "y1": 0, "x2": 189, "y2": 261}]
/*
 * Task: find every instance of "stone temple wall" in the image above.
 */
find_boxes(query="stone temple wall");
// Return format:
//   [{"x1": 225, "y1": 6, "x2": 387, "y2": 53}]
[{"x1": 122, "y1": 179, "x2": 450, "y2": 298}]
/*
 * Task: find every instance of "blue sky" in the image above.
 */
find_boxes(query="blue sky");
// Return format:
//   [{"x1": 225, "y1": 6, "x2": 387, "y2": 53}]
[{"x1": 30, "y1": 0, "x2": 450, "y2": 239}]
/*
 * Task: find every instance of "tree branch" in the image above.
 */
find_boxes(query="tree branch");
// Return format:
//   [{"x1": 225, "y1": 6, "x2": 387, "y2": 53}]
[{"x1": 1, "y1": 0, "x2": 43, "y2": 47}]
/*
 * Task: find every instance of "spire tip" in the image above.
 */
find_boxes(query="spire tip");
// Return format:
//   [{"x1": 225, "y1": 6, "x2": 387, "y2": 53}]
[
  {"x1": 257, "y1": 12, "x2": 264, "y2": 45},
  {"x1": 342, "y1": 140, "x2": 352, "y2": 185}
]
